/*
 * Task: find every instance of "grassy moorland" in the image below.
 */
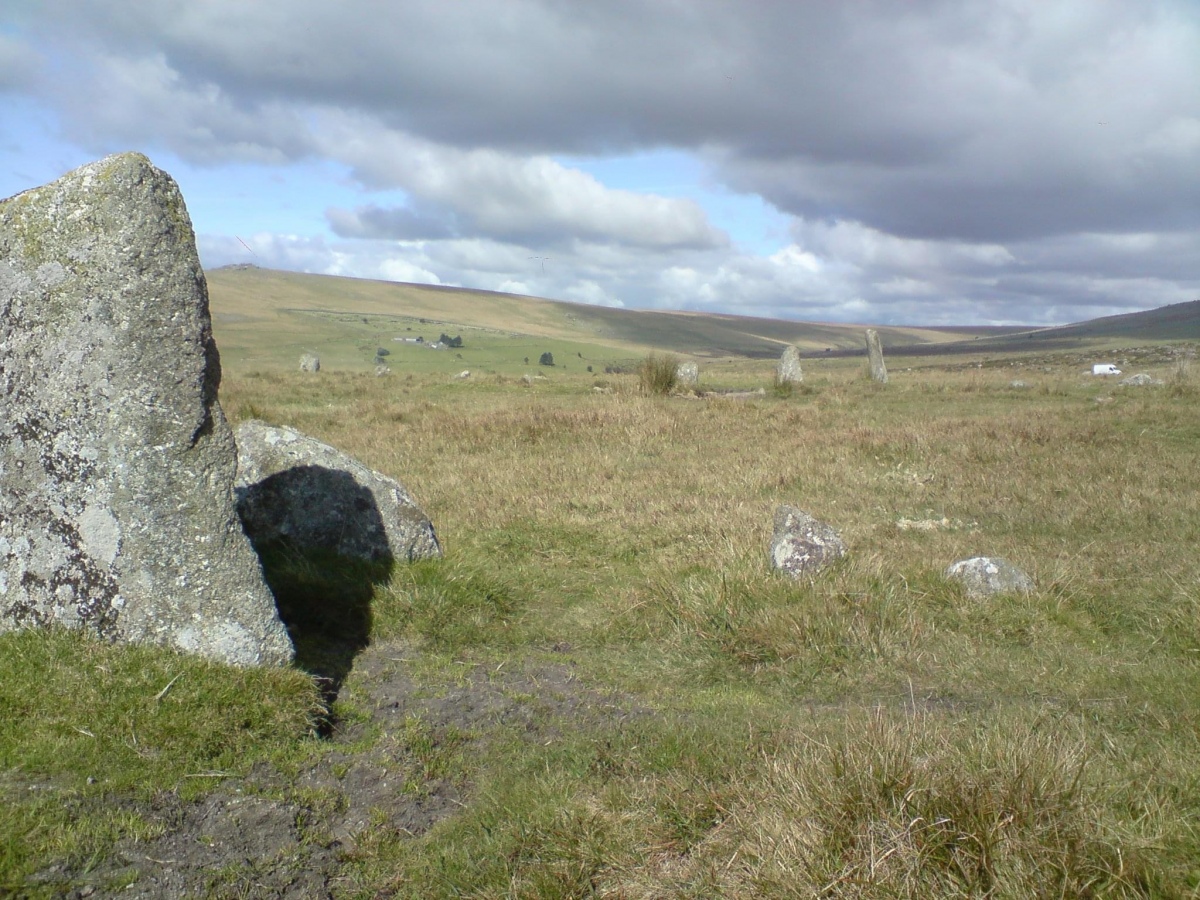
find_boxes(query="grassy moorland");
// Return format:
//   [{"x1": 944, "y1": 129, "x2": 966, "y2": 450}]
[
  {"x1": 203, "y1": 265, "x2": 1013, "y2": 373},
  {"x1": 2, "y1": 283, "x2": 1199, "y2": 896}
]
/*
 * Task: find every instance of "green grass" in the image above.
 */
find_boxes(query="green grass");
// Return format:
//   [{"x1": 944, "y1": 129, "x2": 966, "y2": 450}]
[
  {"x1": 4, "y1": 339, "x2": 1200, "y2": 896},
  {"x1": 0, "y1": 629, "x2": 323, "y2": 891}
]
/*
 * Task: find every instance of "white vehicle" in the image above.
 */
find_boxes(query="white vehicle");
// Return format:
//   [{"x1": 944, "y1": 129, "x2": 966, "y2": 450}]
[{"x1": 1092, "y1": 363, "x2": 1122, "y2": 376}]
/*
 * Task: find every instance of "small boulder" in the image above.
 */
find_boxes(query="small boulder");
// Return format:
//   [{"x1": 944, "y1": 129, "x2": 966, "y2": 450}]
[
  {"x1": 1119, "y1": 373, "x2": 1161, "y2": 386},
  {"x1": 456, "y1": 370, "x2": 471, "y2": 379},
  {"x1": 234, "y1": 421, "x2": 442, "y2": 564},
  {"x1": 374, "y1": 365, "x2": 391, "y2": 377},
  {"x1": 299, "y1": 353, "x2": 321, "y2": 373},
  {"x1": 1009, "y1": 380, "x2": 1029, "y2": 389},
  {"x1": 769, "y1": 506, "x2": 847, "y2": 579},
  {"x1": 944, "y1": 557, "x2": 1033, "y2": 599},
  {"x1": 777, "y1": 345, "x2": 804, "y2": 384}
]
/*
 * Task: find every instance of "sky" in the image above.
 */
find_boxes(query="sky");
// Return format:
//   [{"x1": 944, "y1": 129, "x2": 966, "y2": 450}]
[{"x1": 2, "y1": 1, "x2": 1198, "y2": 327}]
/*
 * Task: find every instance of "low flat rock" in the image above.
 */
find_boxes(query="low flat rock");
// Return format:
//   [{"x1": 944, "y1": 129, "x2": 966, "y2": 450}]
[
  {"x1": 944, "y1": 556, "x2": 1034, "y2": 599},
  {"x1": 1119, "y1": 373, "x2": 1162, "y2": 386},
  {"x1": 0, "y1": 153, "x2": 292, "y2": 667},
  {"x1": 235, "y1": 420, "x2": 442, "y2": 564},
  {"x1": 769, "y1": 505, "x2": 847, "y2": 579}
]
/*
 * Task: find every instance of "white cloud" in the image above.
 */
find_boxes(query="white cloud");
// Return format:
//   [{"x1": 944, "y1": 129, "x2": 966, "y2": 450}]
[
  {"x1": 320, "y1": 119, "x2": 727, "y2": 249},
  {"x1": 47, "y1": 52, "x2": 312, "y2": 163}
]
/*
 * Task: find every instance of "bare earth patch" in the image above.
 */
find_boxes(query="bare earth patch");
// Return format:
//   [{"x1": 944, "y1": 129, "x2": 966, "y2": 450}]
[{"x1": 39, "y1": 639, "x2": 642, "y2": 899}]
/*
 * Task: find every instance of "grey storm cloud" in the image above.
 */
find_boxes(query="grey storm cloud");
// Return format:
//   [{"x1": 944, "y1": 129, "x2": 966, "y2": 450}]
[
  {"x1": 11, "y1": 0, "x2": 1200, "y2": 324},
  {"x1": 26, "y1": 0, "x2": 1200, "y2": 240},
  {"x1": 327, "y1": 205, "x2": 459, "y2": 242}
]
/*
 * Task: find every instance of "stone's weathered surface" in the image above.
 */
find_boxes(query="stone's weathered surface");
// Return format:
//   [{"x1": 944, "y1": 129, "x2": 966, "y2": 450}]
[
  {"x1": 777, "y1": 345, "x2": 804, "y2": 384},
  {"x1": 865, "y1": 329, "x2": 888, "y2": 383},
  {"x1": 769, "y1": 506, "x2": 847, "y2": 579},
  {"x1": 675, "y1": 361, "x2": 699, "y2": 387},
  {"x1": 1119, "y1": 373, "x2": 1161, "y2": 386},
  {"x1": 1009, "y1": 380, "x2": 1029, "y2": 389},
  {"x1": 299, "y1": 353, "x2": 320, "y2": 372},
  {"x1": 235, "y1": 421, "x2": 442, "y2": 564},
  {"x1": 0, "y1": 153, "x2": 292, "y2": 667},
  {"x1": 374, "y1": 365, "x2": 391, "y2": 377},
  {"x1": 944, "y1": 557, "x2": 1034, "y2": 599}
]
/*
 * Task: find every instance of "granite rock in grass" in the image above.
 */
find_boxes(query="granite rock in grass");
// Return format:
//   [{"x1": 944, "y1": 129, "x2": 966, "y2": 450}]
[
  {"x1": 1119, "y1": 373, "x2": 1161, "y2": 386},
  {"x1": 865, "y1": 329, "x2": 888, "y2": 383},
  {"x1": 769, "y1": 506, "x2": 847, "y2": 579},
  {"x1": 299, "y1": 353, "x2": 320, "y2": 372},
  {"x1": 675, "y1": 361, "x2": 699, "y2": 387},
  {"x1": 944, "y1": 557, "x2": 1034, "y2": 599},
  {"x1": 777, "y1": 345, "x2": 804, "y2": 385},
  {"x1": 235, "y1": 420, "x2": 442, "y2": 564},
  {"x1": 0, "y1": 153, "x2": 292, "y2": 666}
]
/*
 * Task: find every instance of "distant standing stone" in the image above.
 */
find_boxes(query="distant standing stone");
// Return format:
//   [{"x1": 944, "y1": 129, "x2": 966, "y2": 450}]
[
  {"x1": 944, "y1": 557, "x2": 1034, "y2": 599},
  {"x1": 235, "y1": 421, "x2": 442, "y2": 564},
  {"x1": 769, "y1": 506, "x2": 847, "y2": 579},
  {"x1": 777, "y1": 345, "x2": 804, "y2": 384},
  {"x1": 865, "y1": 329, "x2": 888, "y2": 383},
  {"x1": 0, "y1": 153, "x2": 292, "y2": 667},
  {"x1": 676, "y1": 361, "x2": 699, "y2": 387},
  {"x1": 299, "y1": 353, "x2": 320, "y2": 372}
]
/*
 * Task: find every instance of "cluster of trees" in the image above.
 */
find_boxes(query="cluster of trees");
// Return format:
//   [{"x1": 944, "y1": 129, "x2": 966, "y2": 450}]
[{"x1": 439, "y1": 333, "x2": 464, "y2": 348}]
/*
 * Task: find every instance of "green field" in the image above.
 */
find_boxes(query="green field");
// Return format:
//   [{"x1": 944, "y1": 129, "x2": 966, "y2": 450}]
[{"x1": 3, "y1": 271, "x2": 1199, "y2": 897}]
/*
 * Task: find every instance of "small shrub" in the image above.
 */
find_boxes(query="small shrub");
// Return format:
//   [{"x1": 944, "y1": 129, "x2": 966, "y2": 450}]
[
  {"x1": 772, "y1": 373, "x2": 814, "y2": 397},
  {"x1": 639, "y1": 353, "x2": 679, "y2": 394},
  {"x1": 1168, "y1": 346, "x2": 1195, "y2": 397},
  {"x1": 539, "y1": 352, "x2": 555, "y2": 367}
]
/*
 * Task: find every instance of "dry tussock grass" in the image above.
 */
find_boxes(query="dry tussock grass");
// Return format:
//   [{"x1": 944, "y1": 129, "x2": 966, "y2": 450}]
[{"x1": 217, "y1": 359, "x2": 1199, "y2": 895}]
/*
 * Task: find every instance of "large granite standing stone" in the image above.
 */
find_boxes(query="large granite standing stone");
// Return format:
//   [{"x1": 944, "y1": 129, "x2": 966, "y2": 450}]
[
  {"x1": 865, "y1": 329, "x2": 888, "y2": 384},
  {"x1": 777, "y1": 345, "x2": 804, "y2": 385},
  {"x1": 769, "y1": 505, "x2": 847, "y2": 579},
  {"x1": 235, "y1": 421, "x2": 442, "y2": 564},
  {"x1": 0, "y1": 154, "x2": 292, "y2": 666}
]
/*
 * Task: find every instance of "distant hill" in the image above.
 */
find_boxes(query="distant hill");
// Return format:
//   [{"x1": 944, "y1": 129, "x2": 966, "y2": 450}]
[
  {"x1": 204, "y1": 266, "x2": 1002, "y2": 369},
  {"x1": 204, "y1": 266, "x2": 1195, "y2": 372},
  {"x1": 1029, "y1": 299, "x2": 1200, "y2": 342},
  {"x1": 875, "y1": 299, "x2": 1200, "y2": 358}
]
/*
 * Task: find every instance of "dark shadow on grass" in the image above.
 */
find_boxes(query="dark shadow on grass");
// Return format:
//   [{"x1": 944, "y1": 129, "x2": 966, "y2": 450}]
[{"x1": 236, "y1": 466, "x2": 395, "y2": 734}]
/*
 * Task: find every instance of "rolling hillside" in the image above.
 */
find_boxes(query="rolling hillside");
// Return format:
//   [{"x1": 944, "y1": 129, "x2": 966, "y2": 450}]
[{"x1": 205, "y1": 265, "x2": 1006, "y2": 372}]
